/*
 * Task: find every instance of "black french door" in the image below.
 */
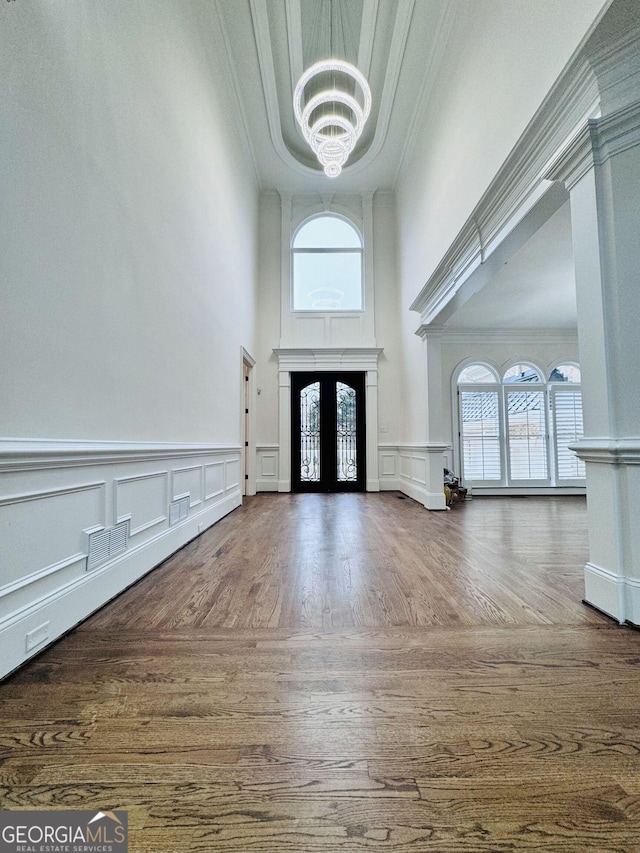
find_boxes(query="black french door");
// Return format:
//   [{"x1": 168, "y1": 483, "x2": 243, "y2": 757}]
[{"x1": 291, "y1": 372, "x2": 366, "y2": 492}]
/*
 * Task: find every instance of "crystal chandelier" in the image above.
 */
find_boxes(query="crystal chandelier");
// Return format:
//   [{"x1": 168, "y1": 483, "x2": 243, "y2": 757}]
[{"x1": 294, "y1": 59, "x2": 371, "y2": 178}]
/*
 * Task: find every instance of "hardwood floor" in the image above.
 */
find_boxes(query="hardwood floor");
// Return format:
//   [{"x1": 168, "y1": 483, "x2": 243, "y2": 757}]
[{"x1": 2, "y1": 493, "x2": 640, "y2": 852}]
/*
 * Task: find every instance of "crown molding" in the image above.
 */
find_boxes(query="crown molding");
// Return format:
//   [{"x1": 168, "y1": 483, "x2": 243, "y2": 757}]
[
  {"x1": 545, "y1": 99, "x2": 640, "y2": 189},
  {"x1": 415, "y1": 326, "x2": 579, "y2": 345},
  {"x1": 586, "y1": 23, "x2": 640, "y2": 113}
]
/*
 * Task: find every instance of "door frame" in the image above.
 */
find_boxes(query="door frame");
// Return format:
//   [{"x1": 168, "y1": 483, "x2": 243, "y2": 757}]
[
  {"x1": 241, "y1": 347, "x2": 256, "y2": 497},
  {"x1": 291, "y1": 371, "x2": 366, "y2": 492},
  {"x1": 274, "y1": 347, "x2": 382, "y2": 493}
]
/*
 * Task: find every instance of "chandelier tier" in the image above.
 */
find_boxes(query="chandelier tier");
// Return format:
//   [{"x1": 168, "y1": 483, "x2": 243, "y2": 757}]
[{"x1": 293, "y1": 59, "x2": 372, "y2": 178}]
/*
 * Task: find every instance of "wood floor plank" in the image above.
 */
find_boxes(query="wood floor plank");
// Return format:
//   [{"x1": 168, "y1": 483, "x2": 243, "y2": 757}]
[{"x1": 2, "y1": 493, "x2": 640, "y2": 851}]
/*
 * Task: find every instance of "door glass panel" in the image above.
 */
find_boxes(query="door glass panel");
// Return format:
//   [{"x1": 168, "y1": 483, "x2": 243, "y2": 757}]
[
  {"x1": 336, "y1": 381, "x2": 357, "y2": 482},
  {"x1": 300, "y1": 381, "x2": 320, "y2": 482}
]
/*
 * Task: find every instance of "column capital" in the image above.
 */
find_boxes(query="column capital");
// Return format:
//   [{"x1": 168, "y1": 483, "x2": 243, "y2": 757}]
[{"x1": 545, "y1": 99, "x2": 640, "y2": 190}]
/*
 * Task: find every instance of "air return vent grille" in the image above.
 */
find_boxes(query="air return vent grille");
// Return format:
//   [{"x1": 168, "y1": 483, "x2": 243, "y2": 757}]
[
  {"x1": 87, "y1": 521, "x2": 129, "y2": 571},
  {"x1": 170, "y1": 495, "x2": 189, "y2": 526}
]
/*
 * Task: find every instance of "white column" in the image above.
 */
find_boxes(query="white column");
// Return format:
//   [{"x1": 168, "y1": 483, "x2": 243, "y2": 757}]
[
  {"x1": 277, "y1": 368, "x2": 291, "y2": 492},
  {"x1": 419, "y1": 328, "x2": 449, "y2": 510},
  {"x1": 366, "y1": 368, "x2": 380, "y2": 491},
  {"x1": 361, "y1": 191, "x2": 376, "y2": 345},
  {"x1": 278, "y1": 192, "x2": 292, "y2": 348},
  {"x1": 546, "y1": 72, "x2": 640, "y2": 621}
]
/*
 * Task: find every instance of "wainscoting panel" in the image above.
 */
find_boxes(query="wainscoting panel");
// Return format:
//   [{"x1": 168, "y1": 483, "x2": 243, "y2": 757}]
[
  {"x1": 257, "y1": 445, "x2": 280, "y2": 492},
  {"x1": 0, "y1": 482, "x2": 105, "y2": 588},
  {"x1": 379, "y1": 444, "x2": 449, "y2": 510},
  {"x1": 225, "y1": 458, "x2": 240, "y2": 491},
  {"x1": 172, "y1": 465, "x2": 203, "y2": 508},
  {"x1": 380, "y1": 453, "x2": 396, "y2": 478},
  {"x1": 0, "y1": 440, "x2": 242, "y2": 679},
  {"x1": 205, "y1": 461, "x2": 225, "y2": 500},
  {"x1": 115, "y1": 471, "x2": 169, "y2": 538}
]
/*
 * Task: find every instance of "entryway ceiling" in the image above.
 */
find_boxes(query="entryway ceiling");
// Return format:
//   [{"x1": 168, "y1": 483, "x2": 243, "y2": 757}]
[
  {"x1": 215, "y1": 0, "x2": 453, "y2": 193},
  {"x1": 214, "y1": 0, "x2": 580, "y2": 331}
]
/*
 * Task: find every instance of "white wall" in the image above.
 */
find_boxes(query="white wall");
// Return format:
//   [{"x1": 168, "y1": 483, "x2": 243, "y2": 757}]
[
  {"x1": 254, "y1": 191, "x2": 406, "y2": 490},
  {"x1": 395, "y1": 0, "x2": 609, "y2": 443},
  {"x1": 1, "y1": 0, "x2": 258, "y2": 443},
  {"x1": 372, "y1": 193, "x2": 403, "y2": 444},
  {"x1": 0, "y1": 1, "x2": 258, "y2": 677}
]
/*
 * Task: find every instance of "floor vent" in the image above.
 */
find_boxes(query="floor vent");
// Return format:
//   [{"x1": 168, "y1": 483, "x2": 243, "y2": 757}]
[
  {"x1": 87, "y1": 521, "x2": 129, "y2": 571},
  {"x1": 170, "y1": 495, "x2": 189, "y2": 526}
]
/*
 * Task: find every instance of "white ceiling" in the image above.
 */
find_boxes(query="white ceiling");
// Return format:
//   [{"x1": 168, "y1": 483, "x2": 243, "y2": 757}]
[
  {"x1": 216, "y1": 0, "x2": 454, "y2": 193},
  {"x1": 446, "y1": 202, "x2": 577, "y2": 329},
  {"x1": 215, "y1": 0, "x2": 578, "y2": 330}
]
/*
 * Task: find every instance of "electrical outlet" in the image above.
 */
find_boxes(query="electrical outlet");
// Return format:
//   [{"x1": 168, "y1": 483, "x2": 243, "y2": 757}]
[{"x1": 26, "y1": 621, "x2": 50, "y2": 652}]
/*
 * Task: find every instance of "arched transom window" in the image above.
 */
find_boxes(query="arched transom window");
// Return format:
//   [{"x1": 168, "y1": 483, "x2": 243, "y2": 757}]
[{"x1": 292, "y1": 214, "x2": 363, "y2": 311}]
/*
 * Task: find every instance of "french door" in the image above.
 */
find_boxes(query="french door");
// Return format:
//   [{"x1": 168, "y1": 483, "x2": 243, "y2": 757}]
[{"x1": 291, "y1": 372, "x2": 366, "y2": 492}]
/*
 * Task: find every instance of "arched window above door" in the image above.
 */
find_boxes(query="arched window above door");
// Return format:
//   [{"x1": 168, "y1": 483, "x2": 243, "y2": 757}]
[{"x1": 292, "y1": 214, "x2": 363, "y2": 312}]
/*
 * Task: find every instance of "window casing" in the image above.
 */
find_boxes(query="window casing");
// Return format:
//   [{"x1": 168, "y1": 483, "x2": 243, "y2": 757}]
[
  {"x1": 457, "y1": 361, "x2": 585, "y2": 487},
  {"x1": 292, "y1": 214, "x2": 363, "y2": 312}
]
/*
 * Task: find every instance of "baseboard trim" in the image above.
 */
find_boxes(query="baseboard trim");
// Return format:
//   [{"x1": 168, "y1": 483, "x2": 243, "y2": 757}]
[
  {"x1": 380, "y1": 478, "x2": 447, "y2": 510},
  {"x1": 583, "y1": 561, "x2": 640, "y2": 626}
]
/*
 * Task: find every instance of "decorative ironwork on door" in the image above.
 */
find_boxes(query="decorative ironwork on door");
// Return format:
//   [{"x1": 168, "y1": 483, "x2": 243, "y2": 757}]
[
  {"x1": 300, "y1": 381, "x2": 320, "y2": 482},
  {"x1": 291, "y1": 372, "x2": 365, "y2": 492},
  {"x1": 336, "y1": 381, "x2": 357, "y2": 482}
]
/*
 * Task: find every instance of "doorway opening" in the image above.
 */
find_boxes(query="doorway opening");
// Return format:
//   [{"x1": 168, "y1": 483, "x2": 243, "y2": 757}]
[{"x1": 291, "y1": 372, "x2": 366, "y2": 492}]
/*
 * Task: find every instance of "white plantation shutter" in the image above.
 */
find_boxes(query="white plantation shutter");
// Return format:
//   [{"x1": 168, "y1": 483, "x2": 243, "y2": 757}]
[
  {"x1": 506, "y1": 390, "x2": 549, "y2": 481},
  {"x1": 460, "y1": 390, "x2": 501, "y2": 480},
  {"x1": 553, "y1": 389, "x2": 586, "y2": 480}
]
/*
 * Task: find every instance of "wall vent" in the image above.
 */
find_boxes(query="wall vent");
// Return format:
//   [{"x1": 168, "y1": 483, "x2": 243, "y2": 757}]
[
  {"x1": 170, "y1": 494, "x2": 189, "y2": 526},
  {"x1": 86, "y1": 520, "x2": 129, "y2": 571}
]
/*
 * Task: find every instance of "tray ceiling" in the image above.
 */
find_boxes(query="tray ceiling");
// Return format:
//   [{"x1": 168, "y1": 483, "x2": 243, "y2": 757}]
[{"x1": 215, "y1": 0, "x2": 454, "y2": 192}]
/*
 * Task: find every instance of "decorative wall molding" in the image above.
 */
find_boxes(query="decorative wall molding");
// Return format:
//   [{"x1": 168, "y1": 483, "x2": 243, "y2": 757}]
[
  {"x1": 204, "y1": 461, "x2": 225, "y2": 500},
  {"x1": 571, "y1": 438, "x2": 640, "y2": 465},
  {"x1": 114, "y1": 471, "x2": 169, "y2": 537},
  {"x1": 172, "y1": 465, "x2": 204, "y2": 508},
  {"x1": 0, "y1": 439, "x2": 242, "y2": 472},
  {"x1": 545, "y1": 100, "x2": 640, "y2": 190},
  {"x1": 257, "y1": 445, "x2": 280, "y2": 492},
  {"x1": 416, "y1": 327, "x2": 579, "y2": 346},
  {"x1": 585, "y1": 23, "x2": 640, "y2": 114},
  {"x1": 378, "y1": 443, "x2": 450, "y2": 510},
  {"x1": 274, "y1": 347, "x2": 383, "y2": 371},
  {"x1": 0, "y1": 480, "x2": 106, "y2": 507},
  {"x1": 0, "y1": 442, "x2": 242, "y2": 680}
]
